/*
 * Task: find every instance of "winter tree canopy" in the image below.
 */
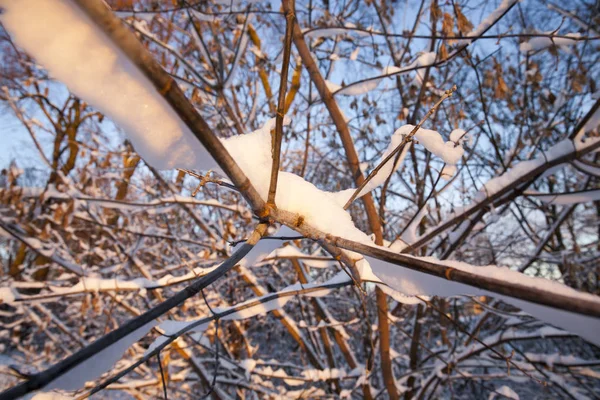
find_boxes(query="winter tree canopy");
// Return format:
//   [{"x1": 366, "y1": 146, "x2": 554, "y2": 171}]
[{"x1": 0, "y1": 0, "x2": 599, "y2": 399}]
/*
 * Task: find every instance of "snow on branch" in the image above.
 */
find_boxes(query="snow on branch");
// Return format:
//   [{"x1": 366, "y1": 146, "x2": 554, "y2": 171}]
[
  {"x1": 409, "y1": 134, "x2": 600, "y2": 252},
  {"x1": 0, "y1": 0, "x2": 215, "y2": 171},
  {"x1": 524, "y1": 188, "x2": 600, "y2": 205}
]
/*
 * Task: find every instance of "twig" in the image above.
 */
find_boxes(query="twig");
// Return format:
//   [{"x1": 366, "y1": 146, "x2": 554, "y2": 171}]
[
  {"x1": 267, "y1": 1, "x2": 295, "y2": 207},
  {"x1": 343, "y1": 86, "x2": 456, "y2": 209},
  {"x1": 0, "y1": 224, "x2": 268, "y2": 399},
  {"x1": 157, "y1": 352, "x2": 168, "y2": 400}
]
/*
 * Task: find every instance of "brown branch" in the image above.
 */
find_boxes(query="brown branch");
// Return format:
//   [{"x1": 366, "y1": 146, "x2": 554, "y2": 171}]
[
  {"x1": 267, "y1": 2, "x2": 295, "y2": 206},
  {"x1": 409, "y1": 99, "x2": 600, "y2": 252},
  {"x1": 271, "y1": 208, "x2": 600, "y2": 318},
  {"x1": 281, "y1": 0, "x2": 383, "y2": 244},
  {"x1": 71, "y1": 0, "x2": 265, "y2": 215},
  {"x1": 376, "y1": 287, "x2": 399, "y2": 400}
]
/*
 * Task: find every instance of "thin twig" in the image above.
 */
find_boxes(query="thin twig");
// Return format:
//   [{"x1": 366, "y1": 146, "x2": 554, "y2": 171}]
[
  {"x1": 267, "y1": 1, "x2": 295, "y2": 207},
  {"x1": 157, "y1": 352, "x2": 168, "y2": 400},
  {"x1": 343, "y1": 86, "x2": 456, "y2": 209}
]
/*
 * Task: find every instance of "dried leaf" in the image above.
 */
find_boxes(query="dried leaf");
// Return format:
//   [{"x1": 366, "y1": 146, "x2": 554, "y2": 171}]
[
  {"x1": 442, "y1": 12, "x2": 454, "y2": 38},
  {"x1": 455, "y1": 5, "x2": 473, "y2": 33},
  {"x1": 439, "y1": 43, "x2": 449, "y2": 60}
]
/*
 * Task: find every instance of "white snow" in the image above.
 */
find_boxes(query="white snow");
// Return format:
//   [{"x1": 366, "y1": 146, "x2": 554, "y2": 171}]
[
  {"x1": 30, "y1": 393, "x2": 72, "y2": 400},
  {"x1": 223, "y1": 31, "x2": 249, "y2": 88},
  {"x1": 304, "y1": 28, "x2": 349, "y2": 38},
  {"x1": 415, "y1": 138, "x2": 588, "y2": 246},
  {"x1": 464, "y1": 0, "x2": 518, "y2": 40},
  {"x1": 572, "y1": 160, "x2": 600, "y2": 177},
  {"x1": 353, "y1": 124, "x2": 463, "y2": 201},
  {"x1": 214, "y1": 0, "x2": 262, "y2": 5},
  {"x1": 267, "y1": 245, "x2": 308, "y2": 259},
  {"x1": 440, "y1": 164, "x2": 457, "y2": 180},
  {"x1": 481, "y1": 139, "x2": 573, "y2": 198},
  {"x1": 44, "y1": 263, "x2": 224, "y2": 295},
  {"x1": 449, "y1": 128, "x2": 468, "y2": 144},
  {"x1": 0, "y1": 287, "x2": 16, "y2": 304},
  {"x1": 378, "y1": 283, "x2": 428, "y2": 305},
  {"x1": 221, "y1": 119, "x2": 371, "y2": 244},
  {"x1": 526, "y1": 189, "x2": 600, "y2": 205},
  {"x1": 413, "y1": 52, "x2": 437, "y2": 85},
  {"x1": 355, "y1": 126, "x2": 410, "y2": 199},
  {"x1": 0, "y1": 0, "x2": 215, "y2": 171},
  {"x1": 266, "y1": 245, "x2": 337, "y2": 269},
  {"x1": 520, "y1": 33, "x2": 580, "y2": 53},
  {"x1": 413, "y1": 125, "x2": 464, "y2": 165},
  {"x1": 366, "y1": 254, "x2": 600, "y2": 346},
  {"x1": 151, "y1": 271, "x2": 353, "y2": 345},
  {"x1": 488, "y1": 385, "x2": 519, "y2": 400},
  {"x1": 581, "y1": 107, "x2": 600, "y2": 138},
  {"x1": 233, "y1": 226, "x2": 303, "y2": 268},
  {"x1": 330, "y1": 52, "x2": 438, "y2": 97},
  {"x1": 190, "y1": 9, "x2": 216, "y2": 22},
  {"x1": 338, "y1": 79, "x2": 382, "y2": 96},
  {"x1": 217, "y1": 296, "x2": 292, "y2": 320},
  {"x1": 325, "y1": 80, "x2": 342, "y2": 93},
  {"x1": 523, "y1": 352, "x2": 597, "y2": 368},
  {"x1": 383, "y1": 65, "x2": 402, "y2": 75},
  {"x1": 400, "y1": 207, "x2": 428, "y2": 246}
]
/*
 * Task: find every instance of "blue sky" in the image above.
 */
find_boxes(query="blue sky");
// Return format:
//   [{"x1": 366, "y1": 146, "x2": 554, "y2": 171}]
[{"x1": 0, "y1": 111, "x2": 37, "y2": 169}]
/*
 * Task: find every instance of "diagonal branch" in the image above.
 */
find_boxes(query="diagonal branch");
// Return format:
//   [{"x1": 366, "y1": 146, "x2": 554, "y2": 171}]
[
  {"x1": 272, "y1": 209, "x2": 600, "y2": 318},
  {"x1": 0, "y1": 223, "x2": 268, "y2": 399},
  {"x1": 343, "y1": 86, "x2": 456, "y2": 210},
  {"x1": 408, "y1": 99, "x2": 600, "y2": 252},
  {"x1": 71, "y1": 0, "x2": 265, "y2": 214}
]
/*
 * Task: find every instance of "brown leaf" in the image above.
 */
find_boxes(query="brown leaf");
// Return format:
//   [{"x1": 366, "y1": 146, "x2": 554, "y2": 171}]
[
  {"x1": 442, "y1": 12, "x2": 454, "y2": 38},
  {"x1": 455, "y1": 5, "x2": 473, "y2": 34},
  {"x1": 439, "y1": 43, "x2": 449, "y2": 60}
]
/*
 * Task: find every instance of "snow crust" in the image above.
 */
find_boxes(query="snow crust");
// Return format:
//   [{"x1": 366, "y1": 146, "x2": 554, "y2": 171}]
[{"x1": 0, "y1": 0, "x2": 215, "y2": 171}]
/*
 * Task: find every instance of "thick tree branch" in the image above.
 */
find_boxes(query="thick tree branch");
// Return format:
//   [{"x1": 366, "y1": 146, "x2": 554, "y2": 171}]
[{"x1": 71, "y1": 0, "x2": 265, "y2": 214}]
